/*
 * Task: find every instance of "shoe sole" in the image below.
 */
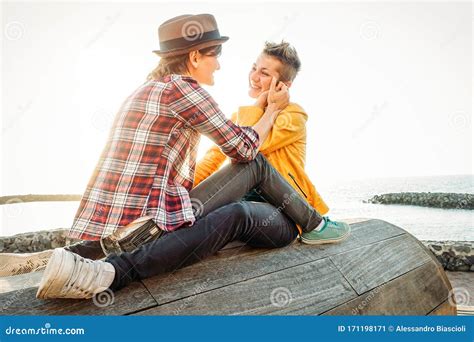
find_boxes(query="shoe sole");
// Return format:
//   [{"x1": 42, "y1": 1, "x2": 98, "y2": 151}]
[
  {"x1": 300, "y1": 228, "x2": 351, "y2": 245},
  {"x1": 36, "y1": 249, "x2": 74, "y2": 299},
  {"x1": 0, "y1": 250, "x2": 53, "y2": 277}
]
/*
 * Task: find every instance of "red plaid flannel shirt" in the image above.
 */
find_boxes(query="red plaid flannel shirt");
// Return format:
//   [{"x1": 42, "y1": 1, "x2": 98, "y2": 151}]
[{"x1": 69, "y1": 74, "x2": 260, "y2": 240}]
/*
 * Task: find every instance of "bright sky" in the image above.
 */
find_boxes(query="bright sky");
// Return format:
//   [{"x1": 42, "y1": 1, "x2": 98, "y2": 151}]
[{"x1": 1, "y1": 0, "x2": 472, "y2": 197}]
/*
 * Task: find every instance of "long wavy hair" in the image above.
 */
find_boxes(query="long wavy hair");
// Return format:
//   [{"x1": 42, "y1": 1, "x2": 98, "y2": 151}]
[{"x1": 147, "y1": 45, "x2": 222, "y2": 81}]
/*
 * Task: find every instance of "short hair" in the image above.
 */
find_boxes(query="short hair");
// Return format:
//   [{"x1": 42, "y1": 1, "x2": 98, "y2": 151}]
[{"x1": 262, "y1": 41, "x2": 301, "y2": 82}]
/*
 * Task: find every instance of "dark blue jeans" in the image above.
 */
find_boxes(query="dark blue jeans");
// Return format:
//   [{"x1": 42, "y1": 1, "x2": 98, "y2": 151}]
[
  {"x1": 105, "y1": 153, "x2": 323, "y2": 291},
  {"x1": 107, "y1": 201, "x2": 298, "y2": 290}
]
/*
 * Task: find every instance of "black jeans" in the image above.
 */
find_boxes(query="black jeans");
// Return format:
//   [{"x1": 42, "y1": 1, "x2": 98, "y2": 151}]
[
  {"x1": 66, "y1": 153, "x2": 323, "y2": 290},
  {"x1": 188, "y1": 153, "x2": 322, "y2": 230},
  {"x1": 107, "y1": 201, "x2": 299, "y2": 290},
  {"x1": 69, "y1": 153, "x2": 322, "y2": 289}
]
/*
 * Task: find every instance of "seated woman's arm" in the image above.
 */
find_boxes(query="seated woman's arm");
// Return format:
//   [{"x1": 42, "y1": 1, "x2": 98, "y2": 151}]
[
  {"x1": 167, "y1": 77, "x2": 286, "y2": 163},
  {"x1": 235, "y1": 104, "x2": 307, "y2": 154},
  {"x1": 194, "y1": 144, "x2": 227, "y2": 187}
]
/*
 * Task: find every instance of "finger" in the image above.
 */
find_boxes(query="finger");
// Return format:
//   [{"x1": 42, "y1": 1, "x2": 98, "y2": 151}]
[
  {"x1": 270, "y1": 77, "x2": 277, "y2": 92},
  {"x1": 276, "y1": 81, "x2": 284, "y2": 91}
]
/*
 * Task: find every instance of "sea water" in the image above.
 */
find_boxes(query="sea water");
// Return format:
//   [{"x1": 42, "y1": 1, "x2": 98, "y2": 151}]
[{"x1": 1, "y1": 175, "x2": 473, "y2": 241}]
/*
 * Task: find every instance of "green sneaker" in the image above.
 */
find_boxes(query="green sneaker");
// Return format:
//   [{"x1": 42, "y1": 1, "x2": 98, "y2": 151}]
[{"x1": 300, "y1": 217, "x2": 351, "y2": 245}]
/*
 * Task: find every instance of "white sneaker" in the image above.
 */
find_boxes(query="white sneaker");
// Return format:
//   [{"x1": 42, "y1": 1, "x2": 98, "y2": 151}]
[
  {"x1": 0, "y1": 250, "x2": 54, "y2": 277},
  {"x1": 36, "y1": 248, "x2": 115, "y2": 299}
]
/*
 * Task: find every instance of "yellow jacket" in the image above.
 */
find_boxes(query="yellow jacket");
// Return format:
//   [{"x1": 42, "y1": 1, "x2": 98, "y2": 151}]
[{"x1": 193, "y1": 103, "x2": 329, "y2": 235}]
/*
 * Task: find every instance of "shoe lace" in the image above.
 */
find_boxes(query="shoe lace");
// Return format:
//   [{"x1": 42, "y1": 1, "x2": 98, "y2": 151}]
[
  {"x1": 324, "y1": 217, "x2": 343, "y2": 229},
  {"x1": 63, "y1": 255, "x2": 96, "y2": 296}
]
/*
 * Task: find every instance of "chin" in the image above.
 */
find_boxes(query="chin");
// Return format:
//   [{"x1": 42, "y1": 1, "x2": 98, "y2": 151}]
[{"x1": 248, "y1": 88, "x2": 259, "y2": 99}]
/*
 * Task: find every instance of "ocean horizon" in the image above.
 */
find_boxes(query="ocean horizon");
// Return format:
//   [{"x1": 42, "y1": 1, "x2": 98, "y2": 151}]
[{"x1": 1, "y1": 174, "x2": 473, "y2": 241}]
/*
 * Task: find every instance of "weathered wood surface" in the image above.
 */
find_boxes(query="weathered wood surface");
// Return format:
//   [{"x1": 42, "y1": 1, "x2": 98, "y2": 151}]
[
  {"x1": 444, "y1": 271, "x2": 474, "y2": 316},
  {"x1": 0, "y1": 270, "x2": 157, "y2": 315},
  {"x1": 0, "y1": 219, "x2": 457, "y2": 315}
]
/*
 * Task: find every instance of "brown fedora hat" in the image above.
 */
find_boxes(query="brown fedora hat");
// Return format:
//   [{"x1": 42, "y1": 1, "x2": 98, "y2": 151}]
[{"x1": 153, "y1": 14, "x2": 229, "y2": 57}]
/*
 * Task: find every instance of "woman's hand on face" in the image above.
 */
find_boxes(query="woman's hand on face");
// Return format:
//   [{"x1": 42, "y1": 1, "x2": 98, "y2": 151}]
[
  {"x1": 254, "y1": 90, "x2": 269, "y2": 109},
  {"x1": 267, "y1": 77, "x2": 289, "y2": 112}
]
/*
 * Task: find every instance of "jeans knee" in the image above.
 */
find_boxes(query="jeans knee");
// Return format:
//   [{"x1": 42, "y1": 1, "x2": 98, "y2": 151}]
[
  {"x1": 225, "y1": 201, "x2": 250, "y2": 219},
  {"x1": 213, "y1": 201, "x2": 251, "y2": 229}
]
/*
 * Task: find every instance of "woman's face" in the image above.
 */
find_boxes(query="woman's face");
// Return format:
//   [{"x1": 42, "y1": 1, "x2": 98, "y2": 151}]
[
  {"x1": 248, "y1": 53, "x2": 283, "y2": 98},
  {"x1": 188, "y1": 51, "x2": 220, "y2": 86}
]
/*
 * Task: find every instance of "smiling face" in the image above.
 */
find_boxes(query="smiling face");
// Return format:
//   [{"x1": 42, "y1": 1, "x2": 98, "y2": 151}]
[
  {"x1": 248, "y1": 53, "x2": 286, "y2": 98},
  {"x1": 189, "y1": 53, "x2": 220, "y2": 86},
  {"x1": 187, "y1": 45, "x2": 222, "y2": 86}
]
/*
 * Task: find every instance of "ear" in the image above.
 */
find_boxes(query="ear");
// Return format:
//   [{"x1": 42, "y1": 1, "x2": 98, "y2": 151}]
[
  {"x1": 284, "y1": 80, "x2": 292, "y2": 88},
  {"x1": 189, "y1": 51, "x2": 199, "y2": 68}
]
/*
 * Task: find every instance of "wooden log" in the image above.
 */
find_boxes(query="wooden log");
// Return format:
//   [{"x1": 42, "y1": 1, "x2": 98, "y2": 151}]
[
  {"x1": 0, "y1": 271, "x2": 157, "y2": 315},
  {"x1": 0, "y1": 219, "x2": 458, "y2": 316}
]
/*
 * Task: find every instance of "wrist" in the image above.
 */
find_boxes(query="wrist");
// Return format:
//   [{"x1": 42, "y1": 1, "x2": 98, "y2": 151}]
[
  {"x1": 264, "y1": 105, "x2": 280, "y2": 121},
  {"x1": 254, "y1": 100, "x2": 266, "y2": 110}
]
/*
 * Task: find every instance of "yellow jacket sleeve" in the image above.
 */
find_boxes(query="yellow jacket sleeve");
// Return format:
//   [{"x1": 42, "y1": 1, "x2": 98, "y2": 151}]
[
  {"x1": 235, "y1": 104, "x2": 307, "y2": 154},
  {"x1": 193, "y1": 145, "x2": 227, "y2": 187},
  {"x1": 193, "y1": 112, "x2": 240, "y2": 187}
]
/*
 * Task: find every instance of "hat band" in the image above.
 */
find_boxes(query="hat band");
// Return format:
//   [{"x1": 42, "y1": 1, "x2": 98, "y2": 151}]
[{"x1": 160, "y1": 29, "x2": 222, "y2": 51}]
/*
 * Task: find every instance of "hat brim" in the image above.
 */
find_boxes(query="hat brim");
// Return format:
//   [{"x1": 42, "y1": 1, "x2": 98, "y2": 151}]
[{"x1": 152, "y1": 37, "x2": 229, "y2": 57}]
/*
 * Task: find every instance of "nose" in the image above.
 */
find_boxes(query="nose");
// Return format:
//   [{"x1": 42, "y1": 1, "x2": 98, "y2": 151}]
[{"x1": 250, "y1": 70, "x2": 259, "y2": 83}]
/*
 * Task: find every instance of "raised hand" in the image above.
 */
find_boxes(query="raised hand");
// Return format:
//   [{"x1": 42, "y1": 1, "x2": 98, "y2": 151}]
[
  {"x1": 254, "y1": 90, "x2": 269, "y2": 109},
  {"x1": 267, "y1": 77, "x2": 289, "y2": 111}
]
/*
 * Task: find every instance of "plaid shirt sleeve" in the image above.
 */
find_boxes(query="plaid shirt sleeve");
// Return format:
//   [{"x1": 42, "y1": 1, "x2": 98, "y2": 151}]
[{"x1": 167, "y1": 77, "x2": 260, "y2": 162}]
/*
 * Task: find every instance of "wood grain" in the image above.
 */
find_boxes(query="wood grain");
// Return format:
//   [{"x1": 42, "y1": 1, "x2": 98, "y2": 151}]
[
  {"x1": 0, "y1": 219, "x2": 454, "y2": 316},
  {"x1": 135, "y1": 258, "x2": 357, "y2": 315},
  {"x1": 330, "y1": 233, "x2": 432, "y2": 294},
  {"x1": 0, "y1": 271, "x2": 157, "y2": 316},
  {"x1": 141, "y1": 219, "x2": 404, "y2": 305},
  {"x1": 325, "y1": 260, "x2": 450, "y2": 315}
]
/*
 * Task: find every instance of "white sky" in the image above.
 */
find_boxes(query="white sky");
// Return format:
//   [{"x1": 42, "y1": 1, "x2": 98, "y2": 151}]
[{"x1": 1, "y1": 0, "x2": 472, "y2": 196}]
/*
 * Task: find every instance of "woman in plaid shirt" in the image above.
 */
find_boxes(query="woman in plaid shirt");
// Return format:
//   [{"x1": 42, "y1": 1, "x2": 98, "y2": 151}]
[{"x1": 33, "y1": 14, "x2": 350, "y2": 299}]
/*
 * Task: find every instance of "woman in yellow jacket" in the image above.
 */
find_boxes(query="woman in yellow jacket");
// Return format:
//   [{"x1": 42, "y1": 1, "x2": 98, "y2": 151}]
[{"x1": 194, "y1": 41, "x2": 329, "y2": 236}]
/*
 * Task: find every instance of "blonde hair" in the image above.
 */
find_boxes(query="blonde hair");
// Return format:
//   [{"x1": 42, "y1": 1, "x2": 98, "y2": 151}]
[
  {"x1": 147, "y1": 54, "x2": 189, "y2": 81},
  {"x1": 146, "y1": 45, "x2": 223, "y2": 81}
]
